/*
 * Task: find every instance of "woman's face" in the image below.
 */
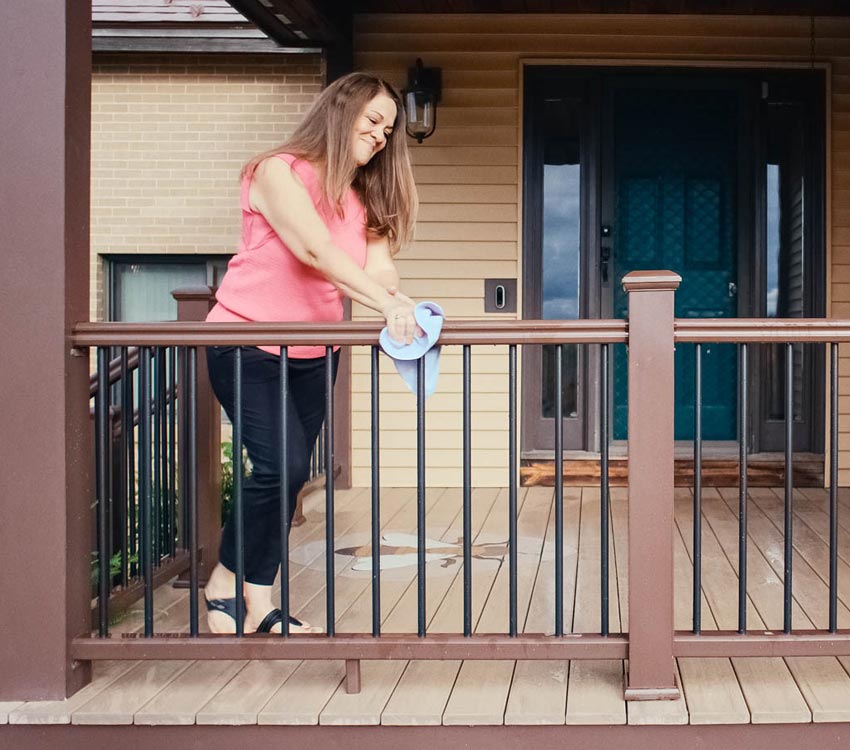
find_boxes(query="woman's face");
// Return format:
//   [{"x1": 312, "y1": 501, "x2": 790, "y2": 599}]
[{"x1": 352, "y1": 93, "x2": 398, "y2": 167}]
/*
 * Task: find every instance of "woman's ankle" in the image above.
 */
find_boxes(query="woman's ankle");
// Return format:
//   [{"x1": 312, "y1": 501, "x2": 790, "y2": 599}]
[
  {"x1": 244, "y1": 581, "x2": 275, "y2": 611},
  {"x1": 205, "y1": 563, "x2": 237, "y2": 597}
]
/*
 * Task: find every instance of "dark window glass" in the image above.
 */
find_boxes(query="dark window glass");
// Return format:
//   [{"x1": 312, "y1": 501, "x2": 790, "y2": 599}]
[
  {"x1": 764, "y1": 103, "x2": 805, "y2": 421},
  {"x1": 110, "y1": 257, "x2": 228, "y2": 322},
  {"x1": 541, "y1": 98, "x2": 581, "y2": 419}
]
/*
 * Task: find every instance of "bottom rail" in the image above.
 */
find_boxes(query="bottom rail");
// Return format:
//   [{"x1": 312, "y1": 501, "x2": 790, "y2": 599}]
[
  {"x1": 72, "y1": 633, "x2": 628, "y2": 661},
  {"x1": 675, "y1": 630, "x2": 850, "y2": 657}
]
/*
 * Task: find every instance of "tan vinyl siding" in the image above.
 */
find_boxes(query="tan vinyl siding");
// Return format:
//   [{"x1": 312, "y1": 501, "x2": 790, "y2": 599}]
[
  {"x1": 353, "y1": 13, "x2": 850, "y2": 487},
  {"x1": 90, "y1": 53, "x2": 323, "y2": 321}
]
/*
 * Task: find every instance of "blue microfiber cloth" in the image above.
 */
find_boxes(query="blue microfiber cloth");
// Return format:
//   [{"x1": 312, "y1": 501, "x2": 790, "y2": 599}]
[{"x1": 379, "y1": 301, "x2": 444, "y2": 398}]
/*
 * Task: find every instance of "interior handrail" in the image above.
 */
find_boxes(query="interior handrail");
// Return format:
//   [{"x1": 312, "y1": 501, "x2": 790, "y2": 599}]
[{"x1": 88, "y1": 346, "x2": 140, "y2": 397}]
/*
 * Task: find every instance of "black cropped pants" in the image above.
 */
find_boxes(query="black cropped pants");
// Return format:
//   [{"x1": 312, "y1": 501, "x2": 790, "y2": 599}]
[{"x1": 206, "y1": 345, "x2": 338, "y2": 585}]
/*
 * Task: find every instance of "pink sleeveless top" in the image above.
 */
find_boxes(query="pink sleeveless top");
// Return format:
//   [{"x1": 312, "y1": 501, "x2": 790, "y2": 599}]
[{"x1": 207, "y1": 153, "x2": 368, "y2": 358}]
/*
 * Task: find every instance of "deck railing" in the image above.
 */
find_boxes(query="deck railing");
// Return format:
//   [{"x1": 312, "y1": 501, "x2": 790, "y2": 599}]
[{"x1": 70, "y1": 271, "x2": 850, "y2": 700}]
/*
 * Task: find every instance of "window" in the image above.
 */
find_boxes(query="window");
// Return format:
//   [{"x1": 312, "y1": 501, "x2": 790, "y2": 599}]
[{"x1": 108, "y1": 256, "x2": 229, "y2": 322}]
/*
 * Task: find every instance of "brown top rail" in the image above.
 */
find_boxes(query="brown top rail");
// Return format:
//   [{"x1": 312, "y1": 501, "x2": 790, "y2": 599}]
[
  {"x1": 72, "y1": 319, "x2": 629, "y2": 347},
  {"x1": 676, "y1": 318, "x2": 850, "y2": 343},
  {"x1": 75, "y1": 318, "x2": 850, "y2": 348}
]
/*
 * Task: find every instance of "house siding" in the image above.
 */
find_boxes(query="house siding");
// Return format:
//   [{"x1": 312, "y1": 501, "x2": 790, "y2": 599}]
[
  {"x1": 353, "y1": 13, "x2": 850, "y2": 487},
  {"x1": 89, "y1": 52, "x2": 323, "y2": 321}
]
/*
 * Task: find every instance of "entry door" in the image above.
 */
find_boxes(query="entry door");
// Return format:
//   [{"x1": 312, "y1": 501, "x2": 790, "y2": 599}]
[
  {"x1": 606, "y1": 80, "x2": 744, "y2": 440},
  {"x1": 522, "y1": 67, "x2": 825, "y2": 456}
]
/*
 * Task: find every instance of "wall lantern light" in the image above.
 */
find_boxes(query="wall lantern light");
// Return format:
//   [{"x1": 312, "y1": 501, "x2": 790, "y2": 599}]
[{"x1": 403, "y1": 58, "x2": 442, "y2": 143}]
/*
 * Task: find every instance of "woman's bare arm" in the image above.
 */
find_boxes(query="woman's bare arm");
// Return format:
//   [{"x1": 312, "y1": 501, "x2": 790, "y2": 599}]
[{"x1": 249, "y1": 156, "x2": 415, "y2": 343}]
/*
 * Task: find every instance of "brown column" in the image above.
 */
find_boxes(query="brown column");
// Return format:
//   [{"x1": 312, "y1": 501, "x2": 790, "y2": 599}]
[
  {"x1": 623, "y1": 270, "x2": 681, "y2": 701},
  {"x1": 0, "y1": 1, "x2": 93, "y2": 698},
  {"x1": 174, "y1": 287, "x2": 221, "y2": 582}
]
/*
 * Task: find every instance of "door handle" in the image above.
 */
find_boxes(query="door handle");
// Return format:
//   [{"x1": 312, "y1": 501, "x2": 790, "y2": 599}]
[
  {"x1": 728, "y1": 282, "x2": 738, "y2": 298},
  {"x1": 601, "y1": 246, "x2": 611, "y2": 283}
]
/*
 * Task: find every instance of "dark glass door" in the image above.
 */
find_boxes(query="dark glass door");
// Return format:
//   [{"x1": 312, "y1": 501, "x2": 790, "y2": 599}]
[
  {"x1": 606, "y1": 80, "x2": 743, "y2": 440},
  {"x1": 522, "y1": 67, "x2": 825, "y2": 456}
]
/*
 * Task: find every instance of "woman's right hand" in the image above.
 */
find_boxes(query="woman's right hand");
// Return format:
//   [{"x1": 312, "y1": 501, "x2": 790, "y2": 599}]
[{"x1": 382, "y1": 292, "x2": 418, "y2": 345}]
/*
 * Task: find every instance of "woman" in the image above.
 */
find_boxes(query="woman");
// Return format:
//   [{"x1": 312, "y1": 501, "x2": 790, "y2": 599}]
[{"x1": 204, "y1": 72, "x2": 419, "y2": 634}]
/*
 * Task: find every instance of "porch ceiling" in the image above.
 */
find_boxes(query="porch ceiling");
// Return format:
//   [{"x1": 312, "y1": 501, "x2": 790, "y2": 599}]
[
  {"x1": 231, "y1": 0, "x2": 848, "y2": 47},
  {"x1": 352, "y1": 0, "x2": 849, "y2": 13}
]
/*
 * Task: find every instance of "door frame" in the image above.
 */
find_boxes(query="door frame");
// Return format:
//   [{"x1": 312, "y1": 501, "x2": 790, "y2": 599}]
[{"x1": 520, "y1": 60, "x2": 828, "y2": 458}]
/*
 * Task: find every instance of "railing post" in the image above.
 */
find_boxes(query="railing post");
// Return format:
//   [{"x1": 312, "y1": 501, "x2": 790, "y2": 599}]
[
  {"x1": 173, "y1": 286, "x2": 221, "y2": 583},
  {"x1": 623, "y1": 270, "x2": 681, "y2": 701}
]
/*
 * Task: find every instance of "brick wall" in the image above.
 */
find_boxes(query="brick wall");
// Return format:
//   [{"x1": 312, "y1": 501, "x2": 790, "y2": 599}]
[{"x1": 90, "y1": 52, "x2": 323, "y2": 321}]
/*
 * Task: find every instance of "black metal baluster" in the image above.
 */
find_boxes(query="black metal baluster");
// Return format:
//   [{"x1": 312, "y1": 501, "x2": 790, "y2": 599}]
[
  {"x1": 119, "y1": 348, "x2": 130, "y2": 588},
  {"x1": 693, "y1": 343, "x2": 702, "y2": 635},
  {"x1": 159, "y1": 347, "x2": 170, "y2": 559},
  {"x1": 738, "y1": 343, "x2": 748, "y2": 634},
  {"x1": 233, "y1": 347, "x2": 245, "y2": 637},
  {"x1": 126, "y1": 351, "x2": 137, "y2": 579},
  {"x1": 371, "y1": 346, "x2": 381, "y2": 637},
  {"x1": 280, "y1": 346, "x2": 291, "y2": 638},
  {"x1": 95, "y1": 347, "x2": 111, "y2": 637},
  {"x1": 417, "y1": 355, "x2": 427, "y2": 637},
  {"x1": 325, "y1": 347, "x2": 336, "y2": 636},
  {"x1": 830, "y1": 342, "x2": 839, "y2": 633},
  {"x1": 177, "y1": 346, "x2": 188, "y2": 559},
  {"x1": 187, "y1": 347, "x2": 199, "y2": 637},
  {"x1": 168, "y1": 346, "x2": 177, "y2": 558},
  {"x1": 153, "y1": 347, "x2": 162, "y2": 566},
  {"x1": 784, "y1": 342, "x2": 794, "y2": 634},
  {"x1": 600, "y1": 343, "x2": 610, "y2": 637},
  {"x1": 463, "y1": 345, "x2": 473, "y2": 637},
  {"x1": 554, "y1": 345, "x2": 564, "y2": 637},
  {"x1": 139, "y1": 346, "x2": 154, "y2": 636},
  {"x1": 509, "y1": 344, "x2": 518, "y2": 637}
]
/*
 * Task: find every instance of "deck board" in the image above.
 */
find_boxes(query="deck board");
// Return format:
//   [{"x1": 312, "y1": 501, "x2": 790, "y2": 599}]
[
  {"x1": 16, "y1": 486, "x2": 850, "y2": 728},
  {"x1": 134, "y1": 660, "x2": 247, "y2": 725},
  {"x1": 381, "y1": 660, "x2": 462, "y2": 725},
  {"x1": 378, "y1": 488, "x2": 504, "y2": 725},
  {"x1": 379, "y1": 487, "x2": 502, "y2": 634},
  {"x1": 257, "y1": 660, "x2": 345, "y2": 725},
  {"x1": 0, "y1": 703, "x2": 23, "y2": 724},
  {"x1": 442, "y1": 659, "x2": 515, "y2": 725},
  {"x1": 672, "y1": 490, "x2": 750, "y2": 724},
  {"x1": 195, "y1": 660, "x2": 300, "y2": 725},
  {"x1": 565, "y1": 488, "x2": 626, "y2": 725},
  {"x1": 72, "y1": 660, "x2": 192, "y2": 725},
  {"x1": 504, "y1": 659, "x2": 569, "y2": 725},
  {"x1": 9, "y1": 661, "x2": 139, "y2": 725},
  {"x1": 697, "y1": 488, "x2": 812, "y2": 724},
  {"x1": 319, "y1": 660, "x2": 407, "y2": 725}
]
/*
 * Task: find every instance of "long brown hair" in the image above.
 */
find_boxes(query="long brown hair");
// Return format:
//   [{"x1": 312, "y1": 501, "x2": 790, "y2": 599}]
[{"x1": 242, "y1": 72, "x2": 418, "y2": 253}]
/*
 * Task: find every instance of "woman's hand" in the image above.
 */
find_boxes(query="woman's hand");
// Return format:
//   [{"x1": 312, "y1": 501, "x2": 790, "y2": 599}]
[{"x1": 382, "y1": 293, "x2": 418, "y2": 345}]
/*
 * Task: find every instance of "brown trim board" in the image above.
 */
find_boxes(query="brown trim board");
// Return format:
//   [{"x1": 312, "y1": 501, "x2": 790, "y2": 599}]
[{"x1": 4, "y1": 723, "x2": 850, "y2": 750}]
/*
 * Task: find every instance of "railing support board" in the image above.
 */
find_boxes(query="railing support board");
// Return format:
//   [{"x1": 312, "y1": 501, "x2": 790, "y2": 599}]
[{"x1": 345, "y1": 659, "x2": 361, "y2": 694}]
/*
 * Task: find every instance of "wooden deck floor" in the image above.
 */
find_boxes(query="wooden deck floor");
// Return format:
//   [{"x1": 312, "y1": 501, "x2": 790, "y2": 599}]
[{"x1": 7, "y1": 484, "x2": 850, "y2": 727}]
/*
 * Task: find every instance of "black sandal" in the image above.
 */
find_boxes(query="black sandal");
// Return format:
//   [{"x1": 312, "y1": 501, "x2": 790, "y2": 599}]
[
  {"x1": 205, "y1": 595, "x2": 247, "y2": 626},
  {"x1": 256, "y1": 609, "x2": 322, "y2": 633}
]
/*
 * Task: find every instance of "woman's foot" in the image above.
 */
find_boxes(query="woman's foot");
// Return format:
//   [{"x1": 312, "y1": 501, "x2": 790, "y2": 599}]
[
  {"x1": 204, "y1": 563, "x2": 243, "y2": 634},
  {"x1": 204, "y1": 564, "x2": 322, "y2": 634}
]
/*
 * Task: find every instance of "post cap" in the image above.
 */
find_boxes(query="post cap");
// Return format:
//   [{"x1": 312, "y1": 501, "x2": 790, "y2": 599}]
[
  {"x1": 171, "y1": 285, "x2": 216, "y2": 301},
  {"x1": 622, "y1": 270, "x2": 682, "y2": 293}
]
